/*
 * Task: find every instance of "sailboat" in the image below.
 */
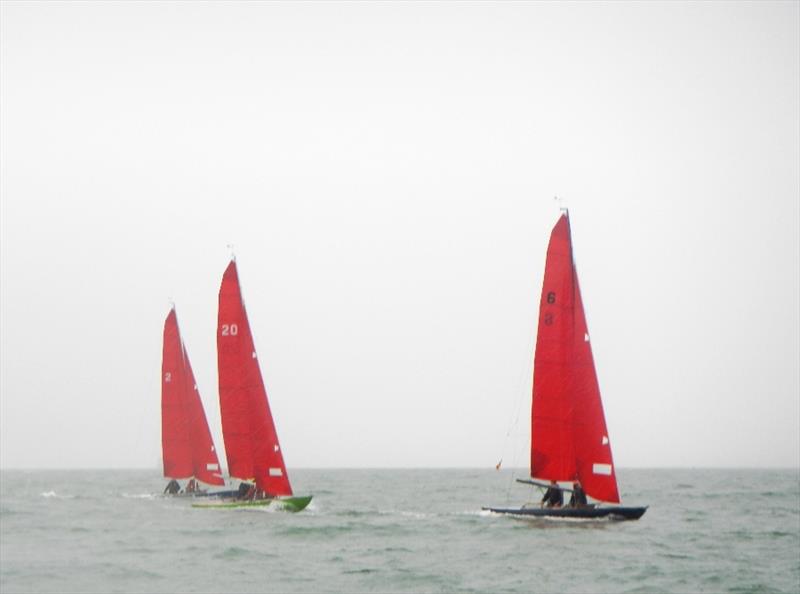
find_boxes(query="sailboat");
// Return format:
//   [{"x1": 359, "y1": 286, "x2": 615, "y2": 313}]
[
  {"x1": 484, "y1": 211, "x2": 647, "y2": 520},
  {"x1": 193, "y1": 258, "x2": 312, "y2": 512},
  {"x1": 161, "y1": 307, "x2": 226, "y2": 495}
]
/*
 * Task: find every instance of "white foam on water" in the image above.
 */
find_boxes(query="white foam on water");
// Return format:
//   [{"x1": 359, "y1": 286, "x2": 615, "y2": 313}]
[
  {"x1": 39, "y1": 491, "x2": 76, "y2": 499},
  {"x1": 250, "y1": 503, "x2": 281, "y2": 513},
  {"x1": 377, "y1": 509, "x2": 431, "y2": 520},
  {"x1": 512, "y1": 514, "x2": 614, "y2": 523},
  {"x1": 399, "y1": 510, "x2": 430, "y2": 519},
  {"x1": 470, "y1": 509, "x2": 495, "y2": 517}
]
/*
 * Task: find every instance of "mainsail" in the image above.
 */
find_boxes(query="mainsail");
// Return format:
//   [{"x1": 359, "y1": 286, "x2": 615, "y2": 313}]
[
  {"x1": 161, "y1": 308, "x2": 224, "y2": 486},
  {"x1": 531, "y1": 213, "x2": 620, "y2": 503},
  {"x1": 217, "y1": 260, "x2": 293, "y2": 496}
]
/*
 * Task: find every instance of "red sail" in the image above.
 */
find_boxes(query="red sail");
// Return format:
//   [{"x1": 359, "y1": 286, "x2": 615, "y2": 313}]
[
  {"x1": 161, "y1": 308, "x2": 225, "y2": 486},
  {"x1": 530, "y1": 214, "x2": 620, "y2": 503},
  {"x1": 217, "y1": 260, "x2": 293, "y2": 496}
]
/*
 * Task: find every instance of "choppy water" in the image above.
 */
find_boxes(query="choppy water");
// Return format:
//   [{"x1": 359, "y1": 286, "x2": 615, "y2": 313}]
[{"x1": 1, "y1": 469, "x2": 798, "y2": 593}]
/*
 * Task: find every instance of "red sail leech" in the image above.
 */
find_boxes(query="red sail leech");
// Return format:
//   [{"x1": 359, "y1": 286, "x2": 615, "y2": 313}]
[
  {"x1": 531, "y1": 214, "x2": 620, "y2": 503},
  {"x1": 161, "y1": 309, "x2": 225, "y2": 486},
  {"x1": 217, "y1": 260, "x2": 293, "y2": 496}
]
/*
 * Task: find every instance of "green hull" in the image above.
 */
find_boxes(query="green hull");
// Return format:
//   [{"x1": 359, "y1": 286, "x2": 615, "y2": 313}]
[{"x1": 191, "y1": 495, "x2": 312, "y2": 512}]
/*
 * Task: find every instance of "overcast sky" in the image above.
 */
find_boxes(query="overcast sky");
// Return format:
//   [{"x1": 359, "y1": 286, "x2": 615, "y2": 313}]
[{"x1": 1, "y1": 1, "x2": 798, "y2": 471}]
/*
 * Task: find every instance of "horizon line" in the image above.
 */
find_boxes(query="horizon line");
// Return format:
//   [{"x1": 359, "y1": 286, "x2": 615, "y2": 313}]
[{"x1": 1, "y1": 465, "x2": 799, "y2": 471}]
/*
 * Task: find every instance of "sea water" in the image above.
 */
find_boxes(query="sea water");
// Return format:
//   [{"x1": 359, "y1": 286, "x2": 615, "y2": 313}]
[{"x1": 1, "y1": 468, "x2": 798, "y2": 593}]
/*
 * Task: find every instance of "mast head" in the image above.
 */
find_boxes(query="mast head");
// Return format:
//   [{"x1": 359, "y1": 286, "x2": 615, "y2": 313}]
[{"x1": 554, "y1": 195, "x2": 569, "y2": 217}]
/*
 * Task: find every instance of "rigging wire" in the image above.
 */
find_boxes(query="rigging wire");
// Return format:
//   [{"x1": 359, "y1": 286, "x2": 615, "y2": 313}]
[
  {"x1": 498, "y1": 309, "x2": 537, "y2": 504},
  {"x1": 498, "y1": 202, "x2": 565, "y2": 504}
]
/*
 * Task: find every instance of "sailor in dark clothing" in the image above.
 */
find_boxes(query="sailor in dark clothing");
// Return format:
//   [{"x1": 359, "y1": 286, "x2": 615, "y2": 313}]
[
  {"x1": 568, "y1": 481, "x2": 588, "y2": 507},
  {"x1": 237, "y1": 482, "x2": 256, "y2": 500},
  {"x1": 163, "y1": 479, "x2": 181, "y2": 495},
  {"x1": 541, "y1": 480, "x2": 563, "y2": 508}
]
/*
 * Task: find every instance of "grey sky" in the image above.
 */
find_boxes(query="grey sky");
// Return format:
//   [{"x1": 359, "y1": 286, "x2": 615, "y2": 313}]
[{"x1": 1, "y1": 1, "x2": 798, "y2": 470}]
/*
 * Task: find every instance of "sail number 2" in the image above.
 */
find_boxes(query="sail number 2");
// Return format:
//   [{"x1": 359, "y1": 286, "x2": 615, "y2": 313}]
[{"x1": 221, "y1": 324, "x2": 239, "y2": 336}]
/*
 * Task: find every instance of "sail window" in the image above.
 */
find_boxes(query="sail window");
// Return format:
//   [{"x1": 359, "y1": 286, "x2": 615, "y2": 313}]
[
  {"x1": 269, "y1": 468, "x2": 283, "y2": 477},
  {"x1": 593, "y1": 463, "x2": 612, "y2": 475},
  {"x1": 207, "y1": 463, "x2": 219, "y2": 471}
]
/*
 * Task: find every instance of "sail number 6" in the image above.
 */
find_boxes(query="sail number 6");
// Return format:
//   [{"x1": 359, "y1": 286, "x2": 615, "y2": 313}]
[{"x1": 221, "y1": 324, "x2": 239, "y2": 336}]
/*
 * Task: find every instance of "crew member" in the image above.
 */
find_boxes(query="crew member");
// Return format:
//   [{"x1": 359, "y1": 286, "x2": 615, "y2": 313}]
[
  {"x1": 541, "y1": 480, "x2": 563, "y2": 508},
  {"x1": 236, "y1": 482, "x2": 257, "y2": 500},
  {"x1": 163, "y1": 479, "x2": 180, "y2": 495},
  {"x1": 568, "y1": 481, "x2": 588, "y2": 507}
]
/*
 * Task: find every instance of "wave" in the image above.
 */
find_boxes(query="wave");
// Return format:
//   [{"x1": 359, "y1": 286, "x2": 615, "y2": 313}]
[
  {"x1": 214, "y1": 546, "x2": 279, "y2": 561},
  {"x1": 40, "y1": 491, "x2": 75, "y2": 499},
  {"x1": 386, "y1": 510, "x2": 431, "y2": 520},
  {"x1": 457, "y1": 509, "x2": 494, "y2": 517},
  {"x1": 278, "y1": 524, "x2": 358, "y2": 537},
  {"x1": 492, "y1": 512, "x2": 616, "y2": 525}
]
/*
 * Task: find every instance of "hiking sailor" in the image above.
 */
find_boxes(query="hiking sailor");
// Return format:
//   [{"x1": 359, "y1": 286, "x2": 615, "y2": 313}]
[
  {"x1": 163, "y1": 479, "x2": 181, "y2": 495},
  {"x1": 541, "y1": 480, "x2": 563, "y2": 508},
  {"x1": 568, "y1": 481, "x2": 588, "y2": 507}
]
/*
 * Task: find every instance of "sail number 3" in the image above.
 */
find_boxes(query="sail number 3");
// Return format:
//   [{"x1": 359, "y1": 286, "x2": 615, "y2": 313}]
[{"x1": 221, "y1": 324, "x2": 239, "y2": 336}]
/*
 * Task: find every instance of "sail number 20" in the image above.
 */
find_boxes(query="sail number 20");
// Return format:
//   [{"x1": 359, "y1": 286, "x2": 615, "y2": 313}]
[{"x1": 221, "y1": 324, "x2": 239, "y2": 336}]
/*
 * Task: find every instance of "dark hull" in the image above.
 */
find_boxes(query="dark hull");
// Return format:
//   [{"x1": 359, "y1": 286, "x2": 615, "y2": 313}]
[{"x1": 483, "y1": 505, "x2": 647, "y2": 521}]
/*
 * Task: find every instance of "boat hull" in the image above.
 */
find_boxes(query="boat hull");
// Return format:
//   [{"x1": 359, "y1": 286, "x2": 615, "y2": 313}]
[
  {"x1": 483, "y1": 505, "x2": 647, "y2": 521},
  {"x1": 192, "y1": 495, "x2": 312, "y2": 512},
  {"x1": 190, "y1": 489, "x2": 240, "y2": 499},
  {"x1": 165, "y1": 489, "x2": 241, "y2": 499}
]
